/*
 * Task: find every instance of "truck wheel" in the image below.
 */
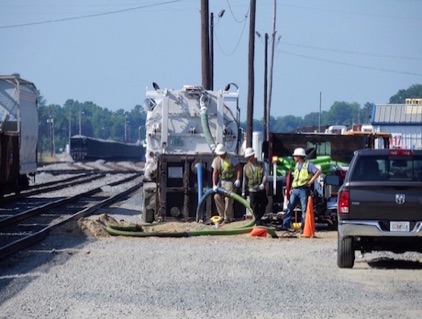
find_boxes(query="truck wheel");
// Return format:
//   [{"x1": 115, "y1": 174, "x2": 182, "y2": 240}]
[{"x1": 337, "y1": 234, "x2": 355, "y2": 268}]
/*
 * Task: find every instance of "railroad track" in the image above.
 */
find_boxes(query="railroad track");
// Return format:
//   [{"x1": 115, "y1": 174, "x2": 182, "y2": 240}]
[
  {"x1": 0, "y1": 172, "x2": 106, "y2": 204},
  {"x1": 0, "y1": 172, "x2": 143, "y2": 259},
  {"x1": 38, "y1": 161, "x2": 144, "y2": 175}
]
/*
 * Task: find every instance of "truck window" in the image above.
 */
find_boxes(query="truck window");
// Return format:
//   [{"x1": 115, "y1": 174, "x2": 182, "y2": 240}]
[
  {"x1": 391, "y1": 159, "x2": 410, "y2": 179},
  {"x1": 351, "y1": 155, "x2": 422, "y2": 182},
  {"x1": 389, "y1": 156, "x2": 422, "y2": 181},
  {"x1": 351, "y1": 157, "x2": 382, "y2": 181},
  {"x1": 413, "y1": 157, "x2": 422, "y2": 181}
]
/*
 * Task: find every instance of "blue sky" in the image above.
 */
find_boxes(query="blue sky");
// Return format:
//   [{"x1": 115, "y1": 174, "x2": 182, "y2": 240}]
[{"x1": 1, "y1": 0, "x2": 421, "y2": 121}]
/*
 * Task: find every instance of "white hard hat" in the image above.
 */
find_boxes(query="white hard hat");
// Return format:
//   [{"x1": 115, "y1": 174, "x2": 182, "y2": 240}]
[
  {"x1": 293, "y1": 148, "x2": 306, "y2": 157},
  {"x1": 244, "y1": 147, "x2": 255, "y2": 158},
  {"x1": 215, "y1": 143, "x2": 227, "y2": 155}
]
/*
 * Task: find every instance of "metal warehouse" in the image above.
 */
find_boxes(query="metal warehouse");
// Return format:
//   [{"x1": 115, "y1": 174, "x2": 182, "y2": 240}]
[{"x1": 372, "y1": 98, "x2": 422, "y2": 149}]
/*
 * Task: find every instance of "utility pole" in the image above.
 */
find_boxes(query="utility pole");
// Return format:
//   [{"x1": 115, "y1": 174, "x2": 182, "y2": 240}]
[
  {"x1": 246, "y1": 0, "x2": 256, "y2": 148},
  {"x1": 210, "y1": 11, "x2": 214, "y2": 90},
  {"x1": 68, "y1": 105, "x2": 71, "y2": 148},
  {"x1": 124, "y1": 115, "x2": 128, "y2": 142},
  {"x1": 319, "y1": 92, "x2": 322, "y2": 133},
  {"x1": 209, "y1": 10, "x2": 225, "y2": 91},
  {"x1": 267, "y1": 0, "x2": 277, "y2": 138},
  {"x1": 47, "y1": 118, "x2": 55, "y2": 156},
  {"x1": 263, "y1": 33, "x2": 269, "y2": 141},
  {"x1": 200, "y1": 0, "x2": 210, "y2": 90},
  {"x1": 79, "y1": 107, "x2": 82, "y2": 135}
]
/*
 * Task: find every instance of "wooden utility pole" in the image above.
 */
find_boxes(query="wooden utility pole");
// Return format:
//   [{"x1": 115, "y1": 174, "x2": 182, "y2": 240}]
[
  {"x1": 246, "y1": 0, "x2": 256, "y2": 148},
  {"x1": 319, "y1": 92, "x2": 322, "y2": 133},
  {"x1": 210, "y1": 12, "x2": 214, "y2": 90},
  {"x1": 267, "y1": 0, "x2": 277, "y2": 137},
  {"x1": 200, "y1": 0, "x2": 210, "y2": 90},
  {"x1": 263, "y1": 33, "x2": 269, "y2": 141}
]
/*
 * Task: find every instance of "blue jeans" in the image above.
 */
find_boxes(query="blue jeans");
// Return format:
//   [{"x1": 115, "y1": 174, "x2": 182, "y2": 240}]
[{"x1": 282, "y1": 187, "x2": 311, "y2": 229}]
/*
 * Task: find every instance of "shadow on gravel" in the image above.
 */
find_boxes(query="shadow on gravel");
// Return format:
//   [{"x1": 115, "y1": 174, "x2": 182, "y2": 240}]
[
  {"x1": 0, "y1": 221, "x2": 92, "y2": 306},
  {"x1": 367, "y1": 257, "x2": 422, "y2": 269}
]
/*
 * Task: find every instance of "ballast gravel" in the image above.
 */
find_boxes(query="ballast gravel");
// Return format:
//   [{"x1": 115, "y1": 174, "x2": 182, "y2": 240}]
[
  {"x1": 1, "y1": 163, "x2": 421, "y2": 319},
  {"x1": 1, "y1": 227, "x2": 421, "y2": 319}
]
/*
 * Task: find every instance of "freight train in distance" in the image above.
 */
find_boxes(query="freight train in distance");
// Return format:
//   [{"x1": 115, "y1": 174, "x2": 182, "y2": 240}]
[
  {"x1": 70, "y1": 135, "x2": 145, "y2": 161},
  {"x1": 0, "y1": 74, "x2": 39, "y2": 196}
]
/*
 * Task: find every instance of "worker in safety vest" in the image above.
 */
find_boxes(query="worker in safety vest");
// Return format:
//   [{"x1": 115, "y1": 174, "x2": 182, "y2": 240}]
[
  {"x1": 241, "y1": 147, "x2": 268, "y2": 225},
  {"x1": 280, "y1": 147, "x2": 321, "y2": 232},
  {"x1": 212, "y1": 143, "x2": 242, "y2": 223}
]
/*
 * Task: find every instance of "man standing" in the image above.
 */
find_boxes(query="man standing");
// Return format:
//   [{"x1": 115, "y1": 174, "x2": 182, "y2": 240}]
[
  {"x1": 280, "y1": 148, "x2": 321, "y2": 232},
  {"x1": 242, "y1": 147, "x2": 268, "y2": 225},
  {"x1": 212, "y1": 143, "x2": 242, "y2": 223}
]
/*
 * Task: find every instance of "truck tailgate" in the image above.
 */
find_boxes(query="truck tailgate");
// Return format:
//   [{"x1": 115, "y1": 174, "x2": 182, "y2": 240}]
[{"x1": 348, "y1": 183, "x2": 422, "y2": 221}]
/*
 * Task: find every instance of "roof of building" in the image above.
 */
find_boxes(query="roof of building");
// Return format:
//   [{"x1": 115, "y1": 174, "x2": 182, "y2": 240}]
[{"x1": 373, "y1": 104, "x2": 422, "y2": 124}]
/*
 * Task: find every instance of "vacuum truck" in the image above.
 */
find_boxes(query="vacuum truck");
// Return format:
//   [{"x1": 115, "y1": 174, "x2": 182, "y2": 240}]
[{"x1": 141, "y1": 83, "x2": 244, "y2": 223}]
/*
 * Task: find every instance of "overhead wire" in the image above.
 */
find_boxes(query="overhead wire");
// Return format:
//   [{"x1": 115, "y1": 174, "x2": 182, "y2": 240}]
[
  {"x1": 281, "y1": 41, "x2": 422, "y2": 62},
  {"x1": 277, "y1": 49, "x2": 422, "y2": 77},
  {"x1": 215, "y1": 17, "x2": 248, "y2": 57},
  {"x1": 2, "y1": 0, "x2": 419, "y2": 76},
  {"x1": 256, "y1": 2, "x2": 422, "y2": 77},
  {"x1": 0, "y1": 0, "x2": 181, "y2": 29},
  {"x1": 275, "y1": 1, "x2": 421, "y2": 21},
  {"x1": 250, "y1": 4, "x2": 421, "y2": 77},
  {"x1": 214, "y1": 1, "x2": 249, "y2": 57},
  {"x1": 225, "y1": 0, "x2": 248, "y2": 23}
]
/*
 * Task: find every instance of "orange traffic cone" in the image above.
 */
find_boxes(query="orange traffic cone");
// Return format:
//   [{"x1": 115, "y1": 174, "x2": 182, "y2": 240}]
[
  {"x1": 250, "y1": 226, "x2": 268, "y2": 237},
  {"x1": 302, "y1": 196, "x2": 315, "y2": 238},
  {"x1": 309, "y1": 196, "x2": 315, "y2": 233}
]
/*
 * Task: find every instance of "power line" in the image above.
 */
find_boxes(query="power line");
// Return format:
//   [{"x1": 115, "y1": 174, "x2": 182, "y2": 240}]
[
  {"x1": 277, "y1": 2, "x2": 422, "y2": 21},
  {"x1": 0, "y1": 0, "x2": 181, "y2": 29},
  {"x1": 215, "y1": 14, "x2": 248, "y2": 56},
  {"x1": 225, "y1": 0, "x2": 249, "y2": 23},
  {"x1": 278, "y1": 49, "x2": 422, "y2": 77},
  {"x1": 281, "y1": 41, "x2": 422, "y2": 61},
  {"x1": 211, "y1": 0, "x2": 249, "y2": 56}
]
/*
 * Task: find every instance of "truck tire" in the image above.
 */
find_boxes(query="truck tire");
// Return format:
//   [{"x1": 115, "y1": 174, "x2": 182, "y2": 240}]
[{"x1": 337, "y1": 234, "x2": 355, "y2": 268}]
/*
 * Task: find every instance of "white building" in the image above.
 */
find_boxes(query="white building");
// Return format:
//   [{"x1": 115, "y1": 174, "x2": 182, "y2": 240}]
[{"x1": 372, "y1": 99, "x2": 422, "y2": 149}]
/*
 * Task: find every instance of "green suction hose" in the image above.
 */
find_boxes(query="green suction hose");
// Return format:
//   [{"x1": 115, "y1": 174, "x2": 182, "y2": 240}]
[{"x1": 105, "y1": 187, "x2": 264, "y2": 237}]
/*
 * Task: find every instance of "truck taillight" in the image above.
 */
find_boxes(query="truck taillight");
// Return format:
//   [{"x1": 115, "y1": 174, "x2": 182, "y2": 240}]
[{"x1": 338, "y1": 190, "x2": 350, "y2": 214}]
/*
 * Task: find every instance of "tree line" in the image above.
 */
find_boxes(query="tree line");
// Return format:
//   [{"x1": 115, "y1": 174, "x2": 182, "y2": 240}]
[{"x1": 38, "y1": 84, "x2": 422, "y2": 155}]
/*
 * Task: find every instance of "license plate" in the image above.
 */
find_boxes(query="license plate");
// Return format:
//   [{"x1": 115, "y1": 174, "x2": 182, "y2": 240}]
[{"x1": 390, "y1": 221, "x2": 410, "y2": 232}]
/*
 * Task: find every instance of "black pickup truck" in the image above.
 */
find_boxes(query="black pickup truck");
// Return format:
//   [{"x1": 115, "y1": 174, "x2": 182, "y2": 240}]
[{"x1": 337, "y1": 148, "x2": 422, "y2": 268}]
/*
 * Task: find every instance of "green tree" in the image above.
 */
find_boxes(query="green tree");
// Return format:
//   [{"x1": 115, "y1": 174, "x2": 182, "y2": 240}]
[
  {"x1": 126, "y1": 105, "x2": 147, "y2": 142},
  {"x1": 389, "y1": 84, "x2": 422, "y2": 103},
  {"x1": 35, "y1": 83, "x2": 422, "y2": 155},
  {"x1": 326, "y1": 101, "x2": 360, "y2": 126},
  {"x1": 38, "y1": 102, "x2": 62, "y2": 155},
  {"x1": 303, "y1": 112, "x2": 321, "y2": 128},
  {"x1": 361, "y1": 102, "x2": 374, "y2": 124},
  {"x1": 272, "y1": 115, "x2": 303, "y2": 132}
]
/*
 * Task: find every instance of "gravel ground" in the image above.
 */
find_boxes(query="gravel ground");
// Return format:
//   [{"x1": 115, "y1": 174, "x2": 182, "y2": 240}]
[{"x1": 1, "y1": 163, "x2": 421, "y2": 319}]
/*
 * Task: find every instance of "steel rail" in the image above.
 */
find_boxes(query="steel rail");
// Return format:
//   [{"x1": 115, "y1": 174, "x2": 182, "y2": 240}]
[{"x1": 0, "y1": 173, "x2": 142, "y2": 259}]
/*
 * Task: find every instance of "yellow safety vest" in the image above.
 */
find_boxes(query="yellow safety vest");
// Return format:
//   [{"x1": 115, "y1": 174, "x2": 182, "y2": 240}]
[
  {"x1": 292, "y1": 161, "x2": 312, "y2": 188},
  {"x1": 244, "y1": 162, "x2": 264, "y2": 190},
  {"x1": 215, "y1": 155, "x2": 236, "y2": 180}
]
